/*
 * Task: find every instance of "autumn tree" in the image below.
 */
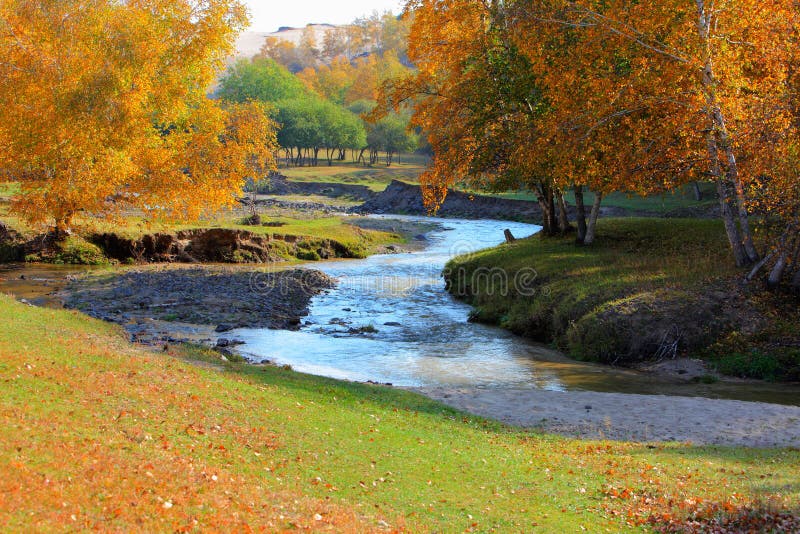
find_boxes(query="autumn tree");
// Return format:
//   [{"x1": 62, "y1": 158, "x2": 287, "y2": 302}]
[
  {"x1": 258, "y1": 36, "x2": 308, "y2": 72},
  {"x1": 224, "y1": 101, "x2": 280, "y2": 221},
  {"x1": 0, "y1": 0, "x2": 263, "y2": 233},
  {"x1": 322, "y1": 26, "x2": 349, "y2": 60},
  {"x1": 395, "y1": 0, "x2": 800, "y2": 274},
  {"x1": 380, "y1": 0, "x2": 581, "y2": 237},
  {"x1": 297, "y1": 57, "x2": 355, "y2": 105},
  {"x1": 510, "y1": 0, "x2": 800, "y2": 273}
]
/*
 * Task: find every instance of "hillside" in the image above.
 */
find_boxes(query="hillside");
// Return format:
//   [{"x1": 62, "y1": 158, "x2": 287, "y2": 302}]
[{"x1": 234, "y1": 25, "x2": 339, "y2": 60}]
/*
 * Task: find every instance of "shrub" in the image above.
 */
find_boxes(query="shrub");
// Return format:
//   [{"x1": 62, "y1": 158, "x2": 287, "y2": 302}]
[{"x1": 55, "y1": 237, "x2": 108, "y2": 265}]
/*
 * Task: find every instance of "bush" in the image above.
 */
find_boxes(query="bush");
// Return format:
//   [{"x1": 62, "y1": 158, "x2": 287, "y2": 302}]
[
  {"x1": 55, "y1": 237, "x2": 109, "y2": 265},
  {"x1": 295, "y1": 248, "x2": 321, "y2": 261},
  {"x1": 230, "y1": 249, "x2": 261, "y2": 263},
  {"x1": 711, "y1": 351, "x2": 782, "y2": 381}
]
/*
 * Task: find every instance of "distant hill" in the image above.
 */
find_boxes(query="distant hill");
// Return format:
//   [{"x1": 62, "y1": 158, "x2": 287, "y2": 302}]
[{"x1": 233, "y1": 24, "x2": 339, "y2": 61}]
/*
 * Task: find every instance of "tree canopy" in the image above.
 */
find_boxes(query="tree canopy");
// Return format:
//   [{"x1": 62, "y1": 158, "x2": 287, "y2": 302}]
[
  {"x1": 385, "y1": 0, "x2": 800, "y2": 285},
  {"x1": 0, "y1": 0, "x2": 274, "y2": 231},
  {"x1": 217, "y1": 57, "x2": 309, "y2": 103}
]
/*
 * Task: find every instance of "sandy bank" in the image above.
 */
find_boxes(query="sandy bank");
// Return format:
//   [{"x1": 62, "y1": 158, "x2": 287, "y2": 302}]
[{"x1": 414, "y1": 386, "x2": 800, "y2": 448}]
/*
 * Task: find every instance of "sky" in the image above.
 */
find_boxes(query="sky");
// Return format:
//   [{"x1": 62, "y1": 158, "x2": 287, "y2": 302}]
[{"x1": 244, "y1": 0, "x2": 405, "y2": 32}]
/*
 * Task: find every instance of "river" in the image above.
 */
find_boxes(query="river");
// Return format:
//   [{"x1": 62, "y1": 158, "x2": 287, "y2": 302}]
[
  {"x1": 2, "y1": 215, "x2": 799, "y2": 406},
  {"x1": 231, "y1": 216, "x2": 800, "y2": 405}
]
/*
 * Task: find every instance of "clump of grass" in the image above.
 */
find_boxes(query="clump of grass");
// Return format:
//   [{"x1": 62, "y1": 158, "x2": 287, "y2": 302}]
[
  {"x1": 58, "y1": 237, "x2": 110, "y2": 265},
  {"x1": 710, "y1": 350, "x2": 789, "y2": 381}
]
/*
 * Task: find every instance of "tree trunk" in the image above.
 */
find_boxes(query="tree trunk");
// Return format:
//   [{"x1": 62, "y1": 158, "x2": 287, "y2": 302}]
[
  {"x1": 746, "y1": 251, "x2": 775, "y2": 282},
  {"x1": 714, "y1": 158, "x2": 749, "y2": 267},
  {"x1": 556, "y1": 190, "x2": 570, "y2": 234},
  {"x1": 692, "y1": 181, "x2": 703, "y2": 201},
  {"x1": 536, "y1": 184, "x2": 555, "y2": 236},
  {"x1": 574, "y1": 185, "x2": 587, "y2": 244},
  {"x1": 696, "y1": 0, "x2": 758, "y2": 265},
  {"x1": 547, "y1": 191, "x2": 557, "y2": 235},
  {"x1": 767, "y1": 252, "x2": 788, "y2": 288},
  {"x1": 583, "y1": 192, "x2": 603, "y2": 245},
  {"x1": 54, "y1": 211, "x2": 74, "y2": 239},
  {"x1": 718, "y1": 118, "x2": 759, "y2": 263}
]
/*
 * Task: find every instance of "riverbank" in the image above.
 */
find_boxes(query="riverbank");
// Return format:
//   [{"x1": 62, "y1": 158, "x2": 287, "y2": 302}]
[
  {"x1": 0, "y1": 180, "x2": 419, "y2": 265},
  {"x1": 61, "y1": 266, "x2": 335, "y2": 346},
  {"x1": 0, "y1": 216, "x2": 404, "y2": 265},
  {"x1": 413, "y1": 386, "x2": 800, "y2": 447},
  {"x1": 2, "y1": 294, "x2": 798, "y2": 531},
  {"x1": 444, "y1": 218, "x2": 800, "y2": 381}
]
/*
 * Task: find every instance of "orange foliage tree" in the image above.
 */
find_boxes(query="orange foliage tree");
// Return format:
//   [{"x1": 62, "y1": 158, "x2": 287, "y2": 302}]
[
  {"x1": 511, "y1": 1, "x2": 800, "y2": 273},
  {"x1": 0, "y1": 0, "x2": 277, "y2": 233},
  {"x1": 393, "y1": 0, "x2": 800, "y2": 280},
  {"x1": 381, "y1": 0, "x2": 583, "y2": 237}
]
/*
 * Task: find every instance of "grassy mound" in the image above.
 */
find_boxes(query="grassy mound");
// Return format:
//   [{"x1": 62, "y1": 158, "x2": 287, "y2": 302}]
[
  {"x1": 444, "y1": 218, "x2": 800, "y2": 377},
  {"x1": 1, "y1": 295, "x2": 799, "y2": 530}
]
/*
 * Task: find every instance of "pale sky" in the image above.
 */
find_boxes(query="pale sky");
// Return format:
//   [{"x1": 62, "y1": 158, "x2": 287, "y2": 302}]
[{"x1": 244, "y1": 0, "x2": 405, "y2": 32}]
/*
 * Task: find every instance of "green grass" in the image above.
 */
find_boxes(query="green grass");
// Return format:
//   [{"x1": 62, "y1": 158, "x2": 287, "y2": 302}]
[
  {"x1": 445, "y1": 218, "x2": 749, "y2": 363},
  {"x1": 263, "y1": 193, "x2": 364, "y2": 207},
  {"x1": 281, "y1": 153, "x2": 428, "y2": 191},
  {"x1": 1, "y1": 294, "x2": 798, "y2": 531},
  {"x1": 0, "y1": 182, "x2": 33, "y2": 238},
  {"x1": 0, "y1": 182, "x2": 21, "y2": 198},
  {"x1": 493, "y1": 183, "x2": 719, "y2": 214}
]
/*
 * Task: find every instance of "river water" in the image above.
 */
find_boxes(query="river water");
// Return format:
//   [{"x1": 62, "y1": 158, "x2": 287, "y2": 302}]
[
  {"x1": 230, "y1": 216, "x2": 800, "y2": 405},
  {"x1": 3, "y1": 215, "x2": 799, "y2": 405}
]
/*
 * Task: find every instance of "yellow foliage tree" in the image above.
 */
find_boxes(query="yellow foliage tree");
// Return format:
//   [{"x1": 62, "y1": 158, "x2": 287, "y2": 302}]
[{"x1": 0, "y1": 0, "x2": 266, "y2": 233}]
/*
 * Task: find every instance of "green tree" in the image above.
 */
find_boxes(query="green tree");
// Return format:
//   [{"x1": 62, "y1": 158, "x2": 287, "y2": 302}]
[{"x1": 218, "y1": 58, "x2": 309, "y2": 103}]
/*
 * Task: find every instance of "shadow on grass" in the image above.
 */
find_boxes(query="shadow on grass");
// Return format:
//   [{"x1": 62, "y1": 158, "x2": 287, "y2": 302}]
[{"x1": 174, "y1": 342, "x2": 511, "y2": 432}]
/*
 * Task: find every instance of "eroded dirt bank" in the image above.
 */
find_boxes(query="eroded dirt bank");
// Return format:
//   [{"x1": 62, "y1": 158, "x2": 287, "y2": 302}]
[{"x1": 92, "y1": 227, "x2": 368, "y2": 263}]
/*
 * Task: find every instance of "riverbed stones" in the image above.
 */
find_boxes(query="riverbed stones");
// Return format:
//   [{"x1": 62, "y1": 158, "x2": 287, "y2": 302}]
[{"x1": 62, "y1": 267, "x2": 336, "y2": 340}]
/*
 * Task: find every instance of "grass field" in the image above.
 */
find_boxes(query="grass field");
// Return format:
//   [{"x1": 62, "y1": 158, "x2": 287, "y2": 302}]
[
  {"x1": 280, "y1": 153, "x2": 428, "y2": 191},
  {"x1": 490, "y1": 183, "x2": 719, "y2": 214},
  {"x1": 1, "y1": 294, "x2": 798, "y2": 531},
  {"x1": 277, "y1": 156, "x2": 719, "y2": 215},
  {"x1": 445, "y1": 218, "x2": 800, "y2": 378}
]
